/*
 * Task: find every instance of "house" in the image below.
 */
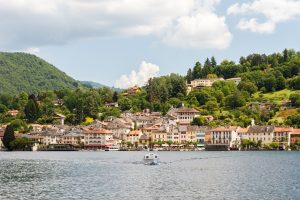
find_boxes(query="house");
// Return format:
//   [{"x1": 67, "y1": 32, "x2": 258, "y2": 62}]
[
  {"x1": 123, "y1": 86, "x2": 141, "y2": 96},
  {"x1": 151, "y1": 130, "x2": 168, "y2": 143},
  {"x1": 126, "y1": 130, "x2": 143, "y2": 145},
  {"x1": 186, "y1": 126, "x2": 199, "y2": 143},
  {"x1": 139, "y1": 134, "x2": 150, "y2": 147},
  {"x1": 194, "y1": 126, "x2": 210, "y2": 147},
  {"x1": 189, "y1": 78, "x2": 224, "y2": 89},
  {"x1": 237, "y1": 127, "x2": 249, "y2": 141},
  {"x1": 247, "y1": 125, "x2": 275, "y2": 145},
  {"x1": 167, "y1": 106, "x2": 200, "y2": 123},
  {"x1": 83, "y1": 127, "x2": 114, "y2": 150},
  {"x1": 290, "y1": 129, "x2": 300, "y2": 145},
  {"x1": 60, "y1": 133, "x2": 85, "y2": 146},
  {"x1": 42, "y1": 133, "x2": 63, "y2": 145},
  {"x1": 106, "y1": 118, "x2": 132, "y2": 139},
  {"x1": 206, "y1": 126, "x2": 239, "y2": 150},
  {"x1": 274, "y1": 127, "x2": 292, "y2": 146}
]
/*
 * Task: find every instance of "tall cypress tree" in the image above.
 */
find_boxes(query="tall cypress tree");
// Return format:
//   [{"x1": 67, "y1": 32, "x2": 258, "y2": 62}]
[
  {"x1": 2, "y1": 125, "x2": 15, "y2": 151},
  {"x1": 211, "y1": 56, "x2": 217, "y2": 67},
  {"x1": 24, "y1": 99, "x2": 39, "y2": 123},
  {"x1": 283, "y1": 48, "x2": 289, "y2": 62},
  {"x1": 186, "y1": 68, "x2": 193, "y2": 83}
]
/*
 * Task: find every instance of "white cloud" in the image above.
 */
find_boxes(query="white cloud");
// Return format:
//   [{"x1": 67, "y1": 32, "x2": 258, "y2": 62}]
[
  {"x1": 114, "y1": 61, "x2": 160, "y2": 89},
  {"x1": 228, "y1": 0, "x2": 300, "y2": 33},
  {"x1": 164, "y1": 11, "x2": 232, "y2": 49},
  {"x1": 0, "y1": 0, "x2": 232, "y2": 50}
]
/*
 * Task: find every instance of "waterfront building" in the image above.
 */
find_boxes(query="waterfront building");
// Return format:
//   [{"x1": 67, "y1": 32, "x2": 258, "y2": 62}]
[
  {"x1": 83, "y1": 127, "x2": 114, "y2": 149},
  {"x1": 126, "y1": 130, "x2": 143, "y2": 145},
  {"x1": 42, "y1": 133, "x2": 63, "y2": 145},
  {"x1": 139, "y1": 134, "x2": 150, "y2": 147},
  {"x1": 274, "y1": 127, "x2": 293, "y2": 146},
  {"x1": 194, "y1": 126, "x2": 210, "y2": 148},
  {"x1": 207, "y1": 126, "x2": 239, "y2": 150},
  {"x1": 152, "y1": 130, "x2": 168, "y2": 142},
  {"x1": 237, "y1": 127, "x2": 249, "y2": 141},
  {"x1": 247, "y1": 125, "x2": 275, "y2": 145},
  {"x1": 290, "y1": 129, "x2": 300, "y2": 145},
  {"x1": 60, "y1": 133, "x2": 84, "y2": 146}
]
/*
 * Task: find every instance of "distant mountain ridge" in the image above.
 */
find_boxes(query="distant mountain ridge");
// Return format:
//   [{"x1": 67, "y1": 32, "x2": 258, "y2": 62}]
[
  {"x1": 0, "y1": 52, "x2": 80, "y2": 95},
  {"x1": 81, "y1": 81, "x2": 122, "y2": 92}
]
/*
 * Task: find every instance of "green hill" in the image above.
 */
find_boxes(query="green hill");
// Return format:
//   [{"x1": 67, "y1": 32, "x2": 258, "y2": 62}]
[{"x1": 0, "y1": 52, "x2": 80, "y2": 94}]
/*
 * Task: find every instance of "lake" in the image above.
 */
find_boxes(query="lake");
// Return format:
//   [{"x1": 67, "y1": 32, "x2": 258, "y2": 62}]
[{"x1": 0, "y1": 151, "x2": 300, "y2": 200}]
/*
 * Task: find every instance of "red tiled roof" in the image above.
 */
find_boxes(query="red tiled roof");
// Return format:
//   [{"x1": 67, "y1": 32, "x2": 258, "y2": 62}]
[
  {"x1": 291, "y1": 129, "x2": 300, "y2": 135},
  {"x1": 274, "y1": 127, "x2": 293, "y2": 132},
  {"x1": 212, "y1": 126, "x2": 238, "y2": 132},
  {"x1": 237, "y1": 127, "x2": 248, "y2": 133},
  {"x1": 128, "y1": 130, "x2": 142, "y2": 136}
]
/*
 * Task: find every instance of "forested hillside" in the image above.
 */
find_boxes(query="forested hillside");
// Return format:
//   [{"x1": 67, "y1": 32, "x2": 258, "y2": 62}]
[
  {"x1": 0, "y1": 52, "x2": 80, "y2": 94},
  {"x1": 0, "y1": 49, "x2": 299, "y2": 127}
]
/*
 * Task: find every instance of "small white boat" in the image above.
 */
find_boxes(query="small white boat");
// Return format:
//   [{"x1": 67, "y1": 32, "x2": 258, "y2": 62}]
[
  {"x1": 105, "y1": 146, "x2": 120, "y2": 151},
  {"x1": 143, "y1": 153, "x2": 159, "y2": 165}
]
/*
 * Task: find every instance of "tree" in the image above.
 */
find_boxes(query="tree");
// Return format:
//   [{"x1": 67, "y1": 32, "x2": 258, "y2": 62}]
[
  {"x1": 186, "y1": 68, "x2": 193, "y2": 84},
  {"x1": 205, "y1": 100, "x2": 218, "y2": 113},
  {"x1": 0, "y1": 104, "x2": 8, "y2": 114},
  {"x1": 288, "y1": 76, "x2": 300, "y2": 90},
  {"x1": 2, "y1": 125, "x2": 16, "y2": 150},
  {"x1": 9, "y1": 137, "x2": 31, "y2": 151},
  {"x1": 10, "y1": 119, "x2": 29, "y2": 133},
  {"x1": 192, "y1": 62, "x2": 202, "y2": 79},
  {"x1": 225, "y1": 91, "x2": 246, "y2": 109},
  {"x1": 283, "y1": 48, "x2": 289, "y2": 62},
  {"x1": 264, "y1": 75, "x2": 277, "y2": 92},
  {"x1": 238, "y1": 81, "x2": 258, "y2": 95},
  {"x1": 112, "y1": 91, "x2": 118, "y2": 102},
  {"x1": 192, "y1": 116, "x2": 207, "y2": 126},
  {"x1": 118, "y1": 97, "x2": 132, "y2": 111},
  {"x1": 290, "y1": 93, "x2": 300, "y2": 107},
  {"x1": 24, "y1": 99, "x2": 39, "y2": 123},
  {"x1": 211, "y1": 56, "x2": 217, "y2": 67}
]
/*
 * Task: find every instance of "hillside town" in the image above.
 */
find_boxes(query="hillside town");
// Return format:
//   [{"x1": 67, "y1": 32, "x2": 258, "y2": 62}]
[{"x1": 1, "y1": 104, "x2": 300, "y2": 151}]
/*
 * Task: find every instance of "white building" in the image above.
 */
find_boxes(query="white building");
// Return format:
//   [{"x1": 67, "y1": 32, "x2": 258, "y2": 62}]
[
  {"x1": 126, "y1": 130, "x2": 143, "y2": 144},
  {"x1": 83, "y1": 127, "x2": 114, "y2": 149},
  {"x1": 42, "y1": 134, "x2": 62, "y2": 145},
  {"x1": 210, "y1": 126, "x2": 240, "y2": 149},
  {"x1": 247, "y1": 125, "x2": 275, "y2": 145},
  {"x1": 167, "y1": 106, "x2": 200, "y2": 123},
  {"x1": 190, "y1": 78, "x2": 224, "y2": 88}
]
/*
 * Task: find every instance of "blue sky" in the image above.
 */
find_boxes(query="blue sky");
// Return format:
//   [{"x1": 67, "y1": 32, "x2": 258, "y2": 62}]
[{"x1": 1, "y1": 0, "x2": 300, "y2": 88}]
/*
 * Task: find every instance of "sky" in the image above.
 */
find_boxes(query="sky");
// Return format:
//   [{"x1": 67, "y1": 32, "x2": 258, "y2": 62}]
[{"x1": 1, "y1": 0, "x2": 300, "y2": 88}]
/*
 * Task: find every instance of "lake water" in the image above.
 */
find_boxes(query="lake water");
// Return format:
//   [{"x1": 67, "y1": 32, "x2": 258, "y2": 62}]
[{"x1": 0, "y1": 151, "x2": 300, "y2": 200}]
